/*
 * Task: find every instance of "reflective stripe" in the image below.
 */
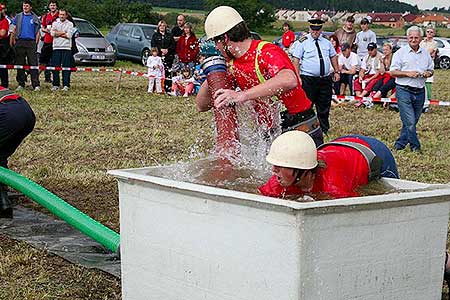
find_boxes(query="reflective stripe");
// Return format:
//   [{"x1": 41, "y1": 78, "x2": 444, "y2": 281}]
[
  {"x1": 0, "y1": 88, "x2": 19, "y2": 103},
  {"x1": 318, "y1": 141, "x2": 382, "y2": 181}
]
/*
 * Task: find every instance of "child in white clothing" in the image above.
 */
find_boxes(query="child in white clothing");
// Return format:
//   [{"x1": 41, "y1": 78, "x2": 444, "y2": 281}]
[{"x1": 147, "y1": 47, "x2": 164, "y2": 93}]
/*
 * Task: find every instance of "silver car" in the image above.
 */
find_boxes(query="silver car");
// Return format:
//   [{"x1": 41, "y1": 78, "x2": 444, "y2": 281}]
[{"x1": 73, "y1": 17, "x2": 116, "y2": 66}]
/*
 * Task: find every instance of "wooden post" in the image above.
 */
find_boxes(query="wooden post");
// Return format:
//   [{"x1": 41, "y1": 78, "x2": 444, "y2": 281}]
[{"x1": 115, "y1": 71, "x2": 122, "y2": 91}]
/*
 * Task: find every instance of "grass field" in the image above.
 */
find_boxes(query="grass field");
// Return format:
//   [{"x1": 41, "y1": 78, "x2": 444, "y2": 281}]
[{"x1": 0, "y1": 63, "x2": 449, "y2": 299}]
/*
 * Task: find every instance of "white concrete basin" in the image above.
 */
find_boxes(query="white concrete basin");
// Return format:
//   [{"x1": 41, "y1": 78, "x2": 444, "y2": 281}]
[{"x1": 109, "y1": 162, "x2": 450, "y2": 300}]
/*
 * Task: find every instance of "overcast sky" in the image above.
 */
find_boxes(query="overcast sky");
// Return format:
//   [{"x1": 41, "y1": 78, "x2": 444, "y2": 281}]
[{"x1": 402, "y1": 0, "x2": 449, "y2": 10}]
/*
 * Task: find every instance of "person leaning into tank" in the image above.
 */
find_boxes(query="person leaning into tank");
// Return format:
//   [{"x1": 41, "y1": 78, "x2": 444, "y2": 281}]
[
  {"x1": 195, "y1": 6, "x2": 324, "y2": 147},
  {"x1": 0, "y1": 86, "x2": 36, "y2": 218},
  {"x1": 259, "y1": 131, "x2": 399, "y2": 199}
]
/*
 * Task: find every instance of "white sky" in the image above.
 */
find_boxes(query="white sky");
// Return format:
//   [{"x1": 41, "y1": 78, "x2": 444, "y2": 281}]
[{"x1": 401, "y1": 0, "x2": 449, "y2": 10}]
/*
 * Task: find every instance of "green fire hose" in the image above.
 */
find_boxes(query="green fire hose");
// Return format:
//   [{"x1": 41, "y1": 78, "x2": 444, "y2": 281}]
[{"x1": 0, "y1": 167, "x2": 120, "y2": 254}]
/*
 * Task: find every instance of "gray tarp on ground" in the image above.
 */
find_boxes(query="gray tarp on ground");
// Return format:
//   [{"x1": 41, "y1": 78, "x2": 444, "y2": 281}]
[{"x1": 0, "y1": 205, "x2": 121, "y2": 278}]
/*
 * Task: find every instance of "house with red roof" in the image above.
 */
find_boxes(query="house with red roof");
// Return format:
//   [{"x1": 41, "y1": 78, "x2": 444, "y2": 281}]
[
  {"x1": 413, "y1": 14, "x2": 449, "y2": 27},
  {"x1": 368, "y1": 13, "x2": 405, "y2": 28}
]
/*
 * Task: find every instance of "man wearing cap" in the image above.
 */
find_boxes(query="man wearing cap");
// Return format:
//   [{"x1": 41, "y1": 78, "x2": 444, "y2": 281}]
[
  {"x1": 291, "y1": 18, "x2": 339, "y2": 135},
  {"x1": 334, "y1": 16, "x2": 356, "y2": 47},
  {"x1": 0, "y1": 3, "x2": 13, "y2": 88},
  {"x1": 196, "y1": 6, "x2": 324, "y2": 146},
  {"x1": 0, "y1": 86, "x2": 35, "y2": 218},
  {"x1": 354, "y1": 42, "x2": 383, "y2": 97},
  {"x1": 337, "y1": 42, "x2": 358, "y2": 95},
  {"x1": 389, "y1": 26, "x2": 434, "y2": 152},
  {"x1": 259, "y1": 131, "x2": 399, "y2": 199},
  {"x1": 355, "y1": 17, "x2": 377, "y2": 62}
]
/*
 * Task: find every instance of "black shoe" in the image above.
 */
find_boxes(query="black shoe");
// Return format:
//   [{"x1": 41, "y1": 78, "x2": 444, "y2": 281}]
[
  {"x1": 0, "y1": 186, "x2": 13, "y2": 218},
  {"x1": 393, "y1": 143, "x2": 406, "y2": 151},
  {"x1": 0, "y1": 207, "x2": 13, "y2": 218}
]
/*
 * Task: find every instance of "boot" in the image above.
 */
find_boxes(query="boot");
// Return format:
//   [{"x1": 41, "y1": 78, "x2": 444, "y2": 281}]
[{"x1": 0, "y1": 185, "x2": 13, "y2": 218}]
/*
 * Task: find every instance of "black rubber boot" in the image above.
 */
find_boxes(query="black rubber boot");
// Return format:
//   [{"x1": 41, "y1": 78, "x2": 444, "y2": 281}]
[{"x1": 0, "y1": 185, "x2": 13, "y2": 218}]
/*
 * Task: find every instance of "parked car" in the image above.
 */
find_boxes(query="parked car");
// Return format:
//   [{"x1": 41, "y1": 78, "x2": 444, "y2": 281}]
[
  {"x1": 73, "y1": 17, "x2": 116, "y2": 66},
  {"x1": 106, "y1": 23, "x2": 158, "y2": 65},
  {"x1": 199, "y1": 31, "x2": 262, "y2": 57},
  {"x1": 434, "y1": 37, "x2": 450, "y2": 69},
  {"x1": 376, "y1": 36, "x2": 408, "y2": 53}
]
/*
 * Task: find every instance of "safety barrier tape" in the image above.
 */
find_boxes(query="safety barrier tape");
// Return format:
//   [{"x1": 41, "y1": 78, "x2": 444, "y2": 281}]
[
  {"x1": 332, "y1": 95, "x2": 450, "y2": 107},
  {"x1": 0, "y1": 64, "x2": 172, "y2": 80}
]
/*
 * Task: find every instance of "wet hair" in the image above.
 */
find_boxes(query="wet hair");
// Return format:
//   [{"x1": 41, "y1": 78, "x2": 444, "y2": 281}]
[{"x1": 214, "y1": 21, "x2": 250, "y2": 43}]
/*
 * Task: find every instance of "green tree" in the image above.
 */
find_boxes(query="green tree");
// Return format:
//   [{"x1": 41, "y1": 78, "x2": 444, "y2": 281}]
[{"x1": 205, "y1": 0, "x2": 275, "y2": 31}]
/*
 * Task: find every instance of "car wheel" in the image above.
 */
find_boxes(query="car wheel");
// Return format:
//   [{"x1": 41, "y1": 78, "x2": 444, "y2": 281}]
[
  {"x1": 141, "y1": 49, "x2": 150, "y2": 66},
  {"x1": 439, "y1": 56, "x2": 450, "y2": 70}
]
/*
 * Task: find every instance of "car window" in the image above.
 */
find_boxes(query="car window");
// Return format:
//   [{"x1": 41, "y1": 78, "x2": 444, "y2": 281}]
[
  {"x1": 109, "y1": 24, "x2": 121, "y2": 35},
  {"x1": 435, "y1": 39, "x2": 444, "y2": 48},
  {"x1": 131, "y1": 27, "x2": 143, "y2": 38},
  {"x1": 119, "y1": 25, "x2": 132, "y2": 37},
  {"x1": 76, "y1": 20, "x2": 102, "y2": 37},
  {"x1": 142, "y1": 26, "x2": 156, "y2": 40}
]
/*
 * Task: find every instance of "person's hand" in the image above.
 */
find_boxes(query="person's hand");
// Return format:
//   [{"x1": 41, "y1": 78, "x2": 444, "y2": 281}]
[
  {"x1": 333, "y1": 72, "x2": 340, "y2": 83},
  {"x1": 213, "y1": 88, "x2": 248, "y2": 109},
  {"x1": 161, "y1": 49, "x2": 168, "y2": 55},
  {"x1": 423, "y1": 71, "x2": 433, "y2": 78},
  {"x1": 408, "y1": 71, "x2": 420, "y2": 78}
]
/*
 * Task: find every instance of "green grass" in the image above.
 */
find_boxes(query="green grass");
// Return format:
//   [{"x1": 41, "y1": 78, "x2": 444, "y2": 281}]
[{"x1": 1, "y1": 65, "x2": 450, "y2": 298}]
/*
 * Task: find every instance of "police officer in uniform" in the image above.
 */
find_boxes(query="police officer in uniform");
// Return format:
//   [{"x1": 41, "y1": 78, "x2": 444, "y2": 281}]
[
  {"x1": 0, "y1": 86, "x2": 35, "y2": 218},
  {"x1": 292, "y1": 19, "x2": 339, "y2": 134}
]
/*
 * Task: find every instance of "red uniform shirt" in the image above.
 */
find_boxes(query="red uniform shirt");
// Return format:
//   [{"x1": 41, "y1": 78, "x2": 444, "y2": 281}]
[
  {"x1": 0, "y1": 18, "x2": 9, "y2": 39},
  {"x1": 176, "y1": 34, "x2": 199, "y2": 64},
  {"x1": 229, "y1": 40, "x2": 312, "y2": 127},
  {"x1": 282, "y1": 30, "x2": 295, "y2": 48},
  {"x1": 41, "y1": 12, "x2": 59, "y2": 44},
  {"x1": 259, "y1": 137, "x2": 370, "y2": 199}
]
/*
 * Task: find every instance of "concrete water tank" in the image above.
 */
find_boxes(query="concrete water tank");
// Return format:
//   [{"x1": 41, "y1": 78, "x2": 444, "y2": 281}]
[{"x1": 109, "y1": 162, "x2": 450, "y2": 300}]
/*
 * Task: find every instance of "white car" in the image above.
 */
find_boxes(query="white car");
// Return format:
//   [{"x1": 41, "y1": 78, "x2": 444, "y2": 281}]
[{"x1": 435, "y1": 37, "x2": 450, "y2": 69}]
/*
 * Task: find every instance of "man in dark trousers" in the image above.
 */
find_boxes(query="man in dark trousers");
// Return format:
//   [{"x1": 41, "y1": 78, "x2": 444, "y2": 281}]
[
  {"x1": 11, "y1": 0, "x2": 41, "y2": 91},
  {"x1": 292, "y1": 18, "x2": 339, "y2": 134},
  {"x1": 0, "y1": 86, "x2": 35, "y2": 218}
]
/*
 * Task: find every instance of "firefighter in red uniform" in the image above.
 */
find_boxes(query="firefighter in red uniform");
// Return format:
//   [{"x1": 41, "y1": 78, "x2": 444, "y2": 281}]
[
  {"x1": 0, "y1": 86, "x2": 35, "y2": 217},
  {"x1": 259, "y1": 131, "x2": 399, "y2": 199},
  {"x1": 195, "y1": 6, "x2": 323, "y2": 146}
]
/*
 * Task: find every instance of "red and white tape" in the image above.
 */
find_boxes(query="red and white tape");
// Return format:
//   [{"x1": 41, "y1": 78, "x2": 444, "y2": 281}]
[
  {"x1": 0, "y1": 64, "x2": 170, "y2": 80},
  {"x1": 332, "y1": 95, "x2": 450, "y2": 107}
]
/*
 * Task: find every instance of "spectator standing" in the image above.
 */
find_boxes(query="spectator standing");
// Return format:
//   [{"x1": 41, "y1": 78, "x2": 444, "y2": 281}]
[
  {"x1": 354, "y1": 42, "x2": 383, "y2": 97},
  {"x1": 420, "y1": 26, "x2": 438, "y2": 105},
  {"x1": 334, "y1": 16, "x2": 356, "y2": 47},
  {"x1": 281, "y1": 22, "x2": 295, "y2": 51},
  {"x1": 292, "y1": 18, "x2": 339, "y2": 135},
  {"x1": 0, "y1": 86, "x2": 35, "y2": 218},
  {"x1": 337, "y1": 42, "x2": 358, "y2": 95},
  {"x1": 50, "y1": 9, "x2": 73, "y2": 92},
  {"x1": 175, "y1": 22, "x2": 199, "y2": 70},
  {"x1": 355, "y1": 17, "x2": 377, "y2": 62},
  {"x1": 10, "y1": 0, "x2": 41, "y2": 91},
  {"x1": 40, "y1": 0, "x2": 59, "y2": 83},
  {"x1": 372, "y1": 43, "x2": 395, "y2": 99},
  {"x1": 390, "y1": 26, "x2": 434, "y2": 152},
  {"x1": 146, "y1": 47, "x2": 164, "y2": 94},
  {"x1": 171, "y1": 14, "x2": 185, "y2": 43},
  {"x1": 0, "y1": 3, "x2": 13, "y2": 88},
  {"x1": 151, "y1": 20, "x2": 176, "y2": 92}
]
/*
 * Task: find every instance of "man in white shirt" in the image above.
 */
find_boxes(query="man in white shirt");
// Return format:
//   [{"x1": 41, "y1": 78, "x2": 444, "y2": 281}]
[
  {"x1": 390, "y1": 26, "x2": 434, "y2": 152},
  {"x1": 355, "y1": 17, "x2": 377, "y2": 62},
  {"x1": 337, "y1": 42, "x2": 358, "y2": 95},
  {"x1": 50, "y1": 9, "x2": 73, "y2": 91}
]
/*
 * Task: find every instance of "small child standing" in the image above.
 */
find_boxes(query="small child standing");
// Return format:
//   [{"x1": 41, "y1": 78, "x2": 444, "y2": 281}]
[
  {"x1": 147, "y1": 47, "x2": 164, "y2": 93},
  {"x1": 171, "y1": 67, "x2": 195, "y2": 97}
]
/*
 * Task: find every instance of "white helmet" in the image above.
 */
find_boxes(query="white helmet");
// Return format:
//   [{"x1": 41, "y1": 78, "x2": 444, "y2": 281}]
[
  {"x1": 205, "y1": 6, "x2": 244, "y2": 40},
  {"x1": 266, "y1": 131, "x2": 318, "y2": 170}
]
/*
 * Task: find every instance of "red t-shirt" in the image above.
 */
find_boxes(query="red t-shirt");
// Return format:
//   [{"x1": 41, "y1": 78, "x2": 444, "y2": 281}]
[
  {"x1": 282, "y1": 30, "x2": 295, "y2": 48},
  {"x1": 259, "y1": 137, "x2": 370, "y2": 199},
  {"x1": 0, "y1": 18, "x2": 9, "y2": 40},
  {"x1": 41, "y1": 12, "x2": 59, "y2": 44},
  {"x1": 229, "y1": 40, "x2": 312, "y2": 127}
]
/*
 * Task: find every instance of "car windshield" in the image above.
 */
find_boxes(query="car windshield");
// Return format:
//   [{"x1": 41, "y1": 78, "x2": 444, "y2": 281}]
[
  {"x1": 76, "y1": 20, "x2": 102, "y2": 37},
  {"x1": 141, "y1": 26, "x2": 155, "y2": 39}
]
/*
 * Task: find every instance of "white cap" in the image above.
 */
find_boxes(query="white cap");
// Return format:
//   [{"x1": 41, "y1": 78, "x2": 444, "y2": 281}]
[{"x1": 204, "y1": 6, "x2": 244, "y2": 40}]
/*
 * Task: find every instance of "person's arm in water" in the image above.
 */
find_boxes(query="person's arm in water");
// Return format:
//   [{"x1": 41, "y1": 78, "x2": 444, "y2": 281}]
[{"x1": 213, "y1": 69, "x2": 298, "y2": 109}]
